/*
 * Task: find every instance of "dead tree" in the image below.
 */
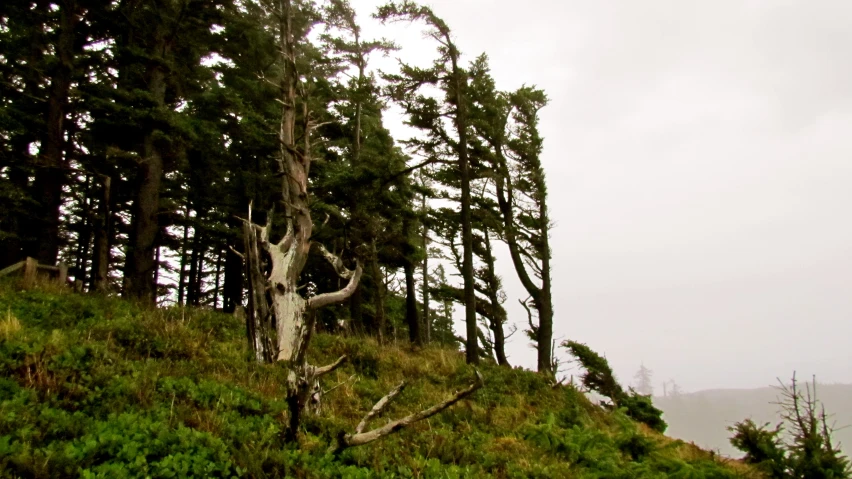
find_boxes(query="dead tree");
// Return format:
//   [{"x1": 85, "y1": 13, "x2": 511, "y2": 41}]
[{"x1": 240, "y1": 0, "x2": 483, "y2": 445}]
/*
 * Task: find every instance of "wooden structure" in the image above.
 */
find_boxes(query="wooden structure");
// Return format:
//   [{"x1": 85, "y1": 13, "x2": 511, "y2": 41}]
[{"x1": 0, "y1": 257, "x2": 68, "y2": 288}]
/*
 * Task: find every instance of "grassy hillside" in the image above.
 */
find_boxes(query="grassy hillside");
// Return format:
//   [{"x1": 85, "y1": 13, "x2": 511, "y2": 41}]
[
  {"x1": 656, "y1": 385, "x2": 852, "y2": 459},
  {"x1": 0, "y1": 282, "x2": 759, "y2": 478}
]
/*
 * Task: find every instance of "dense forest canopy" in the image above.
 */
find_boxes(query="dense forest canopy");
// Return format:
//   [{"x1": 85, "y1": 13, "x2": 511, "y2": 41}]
[{"x1": 0, "y1": 0, "x2": 554, "y2": 373}]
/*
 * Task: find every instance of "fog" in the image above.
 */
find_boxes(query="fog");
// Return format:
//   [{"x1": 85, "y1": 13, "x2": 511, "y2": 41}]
[{"x1": 350, "y1": 0, "x2": 852, "y2": 392}]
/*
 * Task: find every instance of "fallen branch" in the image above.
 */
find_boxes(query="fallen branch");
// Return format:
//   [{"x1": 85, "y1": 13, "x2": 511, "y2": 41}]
[{"x1": 330, "y1": 370, "x2": 484, "y2": 454}]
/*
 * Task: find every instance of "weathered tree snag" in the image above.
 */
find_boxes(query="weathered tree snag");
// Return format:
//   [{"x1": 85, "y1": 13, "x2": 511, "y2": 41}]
[
  {"x1": 240, "y1": 0, "x2": 365, "y2": 443},
  {"x1": 331, "y1": 370, "x2": 484, "y2": 454}
]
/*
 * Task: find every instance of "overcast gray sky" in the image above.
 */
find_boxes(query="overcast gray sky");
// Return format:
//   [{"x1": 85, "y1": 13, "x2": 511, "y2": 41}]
[{"x1": 349, "y1": 0, "x2": 852, "y2": 392}]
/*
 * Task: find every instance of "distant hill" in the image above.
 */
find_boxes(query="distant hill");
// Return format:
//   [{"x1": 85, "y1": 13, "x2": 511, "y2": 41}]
[{"x1": 655, "y1": 384, "x2": 852, "y2": 459}]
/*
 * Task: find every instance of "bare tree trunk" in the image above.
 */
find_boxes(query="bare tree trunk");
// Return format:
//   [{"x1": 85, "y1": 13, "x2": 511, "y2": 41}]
[
  {"x1": 223, "y1": 216, "x2": 243, "y2": 314},
  {"x1": 177, "y1": 205, "x2": 190, "y2": 306},
  {"x1": 404, "y1": 258, "x2": 421, "y2": 346},
  {"x1": 213, "y1": 247, "x2": 223, "y2": 309},
  {"x1": 370, "y1": 239, "x2": 385, "y2": 343},
  {"x1": 74, "y1": 175, "x2": 93, "y2": 287},
  {"x1": 420, "y1": 189, "x2": 430, "y2": 343}
]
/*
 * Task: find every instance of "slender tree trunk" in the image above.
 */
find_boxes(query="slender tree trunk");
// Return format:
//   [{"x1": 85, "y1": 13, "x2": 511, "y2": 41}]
[
  {"x1": 223, "y1": 217, "x2": 243, "y2": 313},
  {"x1": 370, "y1": 242, "x2": 385, "y2": 343},
  {"x1": 75, "y1": 176, "x2": 94, "y2": 287},
  {"x1": 349, "y1": 285, "x2": 364, "y2": 334},
  {"x1": 404, "y1": 259, "x2": 421, "y2": 345},
  {"x1": 90, "y1": 175, "x2": 112, "y2": 291},
  {"x1": 451, "y1": 54, "x2": 478, "y2": 364},
  {"x1": 152, "y1": 245, "x2": 161, "y2": 303},
  {"x1": 537, "y1": 227, "x2": 554, "y2": 372},
  {"x1": 89, "y1": 175, "x2": 112, "y2": 291},
  {"x1": 213, "y1": 247, "x2": 223, "y2": 309},
  {"x1": 492, "y1": 139, "x2": 554, "y2": 375},
  {"x1": 193, "y1": 240, "x2": 205, "y2": 305},
  {"x1": 177, "y1": 206, "x2": 190, "y2": 306},
  {"x1": 420, "y1": 191, "x2": 430, "y2": 343}
]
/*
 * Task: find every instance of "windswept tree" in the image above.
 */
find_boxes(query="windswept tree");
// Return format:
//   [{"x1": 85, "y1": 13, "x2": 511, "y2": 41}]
[
  {"x1": 378, "y1": 0, "x2": 479, "y2": 364},
  {"x1": 467, "y1": 55, "x2": 555, "y2": 375}
]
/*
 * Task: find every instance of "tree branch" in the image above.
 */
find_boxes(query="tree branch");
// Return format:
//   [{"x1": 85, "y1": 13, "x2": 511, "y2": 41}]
[
  {"x1": 331, "y1": 370, "x2": 484, "y2": 453},
  {"x1": 356, "y1": 381, "x2": 407, "y2": 434},
  {"x1": 314, "y1": 242, "x2": 354, "y2": 280},
  {"x1": 307, "y1": 260, "x2": 363, "y2": 309},
  {"x1": 312, "y1": 355, "x2": 348, "y2": 377}
]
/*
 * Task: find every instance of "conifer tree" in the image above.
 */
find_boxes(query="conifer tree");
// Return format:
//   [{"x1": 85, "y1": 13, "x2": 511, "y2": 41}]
[{"x1": 378, "y1": 0, "x2": 479, "y2": 363}]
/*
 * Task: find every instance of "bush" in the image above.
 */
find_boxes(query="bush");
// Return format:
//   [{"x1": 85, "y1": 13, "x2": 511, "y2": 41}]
[
  {"x1": 729, "y1": 374, "x2": 851, "y2": 479},
  {"x1": 562, "y1": 340, "x2": 667, "y2": 433}
]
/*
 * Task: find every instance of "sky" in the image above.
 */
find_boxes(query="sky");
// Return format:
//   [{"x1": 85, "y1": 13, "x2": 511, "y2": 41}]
[{"x1": 348, "y1": 0, "x2": 852, "y2": 393}]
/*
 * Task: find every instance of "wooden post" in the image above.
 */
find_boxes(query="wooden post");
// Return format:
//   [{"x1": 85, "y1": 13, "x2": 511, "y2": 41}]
[
  {"x1": 58, "y1": 263, "x2": 68, "y2": 285},
  {"x1": 23, "y1": 257, "x2": 38, "y2": 288}
]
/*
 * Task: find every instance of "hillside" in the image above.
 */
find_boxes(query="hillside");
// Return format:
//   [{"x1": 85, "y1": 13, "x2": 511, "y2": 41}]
[
  {"x1": 656, "y1": 385, "x2": 852, "y2": 460},
  {"x1": 0, "y1": 283, "x2": 759, "y2": 478}
]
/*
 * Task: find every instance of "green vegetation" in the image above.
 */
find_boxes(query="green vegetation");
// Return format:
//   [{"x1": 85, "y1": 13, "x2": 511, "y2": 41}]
[
  {"x1": 0, "y1": 282, "x2": 759, "y2": 478},
  {"x1": 563, "y1": 341, "x2": 667, "y2": 434},
  {"x1": 728, "y1": 375, "x2": 850, "y2": 479}
]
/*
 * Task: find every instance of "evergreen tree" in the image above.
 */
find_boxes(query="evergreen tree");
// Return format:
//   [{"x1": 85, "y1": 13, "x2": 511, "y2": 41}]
[
  {"x1": 378, "y1": 1, "x2": 479, "y2": 363},
  {"x1": 467, "y1": 55, "x2": 555, "y2": 375},
  {"x1": 634, "y1": 363, "x2": 654, "y2": 396}
]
